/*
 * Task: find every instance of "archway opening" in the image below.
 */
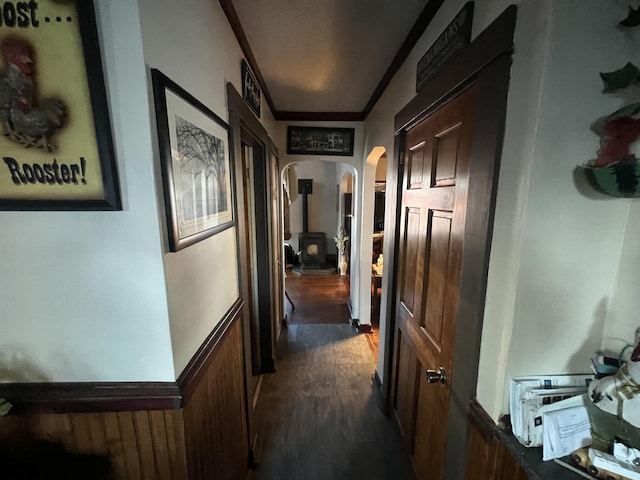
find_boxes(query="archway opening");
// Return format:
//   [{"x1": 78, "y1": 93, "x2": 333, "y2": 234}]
[
  {"x1": 280, "y1": 159, "x2": 358, "y2": 327},
  {"x1": 359, "y1": 147, "x2": 387, "y2": 358}
]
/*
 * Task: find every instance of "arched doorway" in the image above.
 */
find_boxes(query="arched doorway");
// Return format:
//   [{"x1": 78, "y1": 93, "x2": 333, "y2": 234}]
[
  {"x1": 358, "y1": 147, "x2": 387, "y2": 356},
  {"x1": 280, "y1": 159, "x2": 358, "y2": 325}
]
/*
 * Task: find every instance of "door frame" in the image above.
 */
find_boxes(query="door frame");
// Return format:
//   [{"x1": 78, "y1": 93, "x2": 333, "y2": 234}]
[
  {"x1": 268, "y1": 143, "x2": 285, "y2": 344},
  {"x1": 227, "y1": 83, "x2": 280, "y2": 464},
  {"x1": 380, "y1": 6, "x2": 517, "y2": 479}
]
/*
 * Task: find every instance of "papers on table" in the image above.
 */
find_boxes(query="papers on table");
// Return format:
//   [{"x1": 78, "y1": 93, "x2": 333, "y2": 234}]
[
  {"x1": 542, "y1": 402, "x2": 592, "y2": 460},
  {"x1": 510, "y1": 374, "x2": 592, "y2": 448}
]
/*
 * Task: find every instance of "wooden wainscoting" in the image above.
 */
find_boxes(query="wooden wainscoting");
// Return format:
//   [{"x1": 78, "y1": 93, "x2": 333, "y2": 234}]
[
  {"x1": 180, "y1": 311, "x2": 248, "y2": 480},
  {"x1": 0, "y1": 300, "x2": 248, "y2": 480},
  {"x1": 465, "y1": 399, "x2": 527, "y2": 480},
  {"x1": 0, "y1": 405, "x2": 188, "y2": 478}
]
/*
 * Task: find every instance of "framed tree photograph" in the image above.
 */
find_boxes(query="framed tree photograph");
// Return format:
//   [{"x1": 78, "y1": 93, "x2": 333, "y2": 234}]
[
  {"x1": 287, "y1": 126, "x2": 355, "y2": 156},
  {"x1": 0, "y1": 0, "x2": 120, "y2": 210},
  {"x1": 151, "y1": 69, "x2": 234, "y2": 252}
]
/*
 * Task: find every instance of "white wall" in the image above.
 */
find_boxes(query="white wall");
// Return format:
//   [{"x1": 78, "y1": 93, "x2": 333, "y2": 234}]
[
  {"x1": 0, "y1": 1, "x2": 175, "y2": 382},
  {"x1": 495, "y1": 0, "x2": 636, "y2": 416},
  {"x1": 606, "y1": 203, "x2": 640, "y2": 353},
  {"x1": 375, "y1": 155, "x2": 387, "y2": 182},
  {"x1": 138, "y1": 0, "x2": 278, "y2": 376},
  {"x1": 601, "y1": 9, "x2": 640, "y2": 356},
  {"x1": 285, "y1": 160, "x2": 339, "y2": 254},
  {"x1": 365, "y1": 0, "x2": 640, "y2": 421},
  {"x1": 336, "y1": 166, "x2": 356, "y2": 291},
  {"x1": 476, "y1": 0, "x2": 551, "y2": 418}
]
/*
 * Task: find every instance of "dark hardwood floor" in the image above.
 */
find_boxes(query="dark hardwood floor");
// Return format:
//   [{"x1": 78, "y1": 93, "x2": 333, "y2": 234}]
[
  {"x1": 284, "y1": 271, "x2": 381, "y2": 359},
  {"x1": 284, "y1": 272, "x2": 351, "y2": 324},
  {"x1": 251, "y1": 323, "x2": 415, "y2": 480}
]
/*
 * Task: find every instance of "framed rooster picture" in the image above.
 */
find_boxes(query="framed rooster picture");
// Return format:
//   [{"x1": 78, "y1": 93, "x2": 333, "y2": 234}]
[{"x1": 0, "y1": 0, "x2": 120, "y2": 210}]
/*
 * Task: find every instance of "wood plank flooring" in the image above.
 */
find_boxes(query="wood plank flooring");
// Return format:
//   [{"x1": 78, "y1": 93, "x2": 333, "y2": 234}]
[
  {"x1": 284, "y1": 273, "x2": 351, "y2": 324},
  {"x1": 285, "y1": 272, "x2": 380, "y2": 358},
  {"x1": 251, "y1": 324, "x2": 415, "y2": 480}
]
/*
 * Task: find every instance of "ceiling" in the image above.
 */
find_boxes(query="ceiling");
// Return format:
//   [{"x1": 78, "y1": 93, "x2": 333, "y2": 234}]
[{"x1": 223, "y1": 0, "x2": 444, "y2": 120}]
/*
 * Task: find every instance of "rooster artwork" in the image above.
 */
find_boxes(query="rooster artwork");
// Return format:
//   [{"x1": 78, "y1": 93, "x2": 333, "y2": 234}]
[{"x1": 0, "y1": 37, "x2": 66, "y2": 152}]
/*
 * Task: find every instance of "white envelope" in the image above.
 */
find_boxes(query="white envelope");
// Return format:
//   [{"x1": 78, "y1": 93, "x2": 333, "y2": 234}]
[
  {"x1": 542, "y1": 404, "x2": 592, "y2": 461},
  {"x1": 510, "y1": 374, "x2": 592, "y2": 446},
  {"x1": 528, "y1": 392, "x2": 588, "y2": 447}
]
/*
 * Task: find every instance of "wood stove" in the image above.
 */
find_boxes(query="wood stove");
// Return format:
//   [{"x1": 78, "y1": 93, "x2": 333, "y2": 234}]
[
  {"x1": 299, "y1": 232, "x2": 326, "y2": 269},
  {"x1": 297, "y1": 178, "x2": 326, "y2": 269}
]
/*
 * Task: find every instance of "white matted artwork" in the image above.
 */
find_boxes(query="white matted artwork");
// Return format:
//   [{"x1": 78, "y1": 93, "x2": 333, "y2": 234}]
[{"x1": 152, "y1": 69, "x2": 234, "y2": 251}]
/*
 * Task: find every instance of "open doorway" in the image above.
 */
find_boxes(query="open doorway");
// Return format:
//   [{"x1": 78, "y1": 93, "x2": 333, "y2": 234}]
[
  {"x1": 280, "y1": 160, "x2": 365, "y2": 344},
  {"x1": 338, "y1": 170, "x2": 354, "y2": 279},
  {"x1": 369, "y1": 152, "x2": 386, "y2": 358}
]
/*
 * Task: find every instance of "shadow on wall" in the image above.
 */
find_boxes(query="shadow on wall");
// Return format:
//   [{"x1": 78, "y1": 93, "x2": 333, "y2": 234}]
[
  {"x1": 564, "y1": 297, "x2": 608, "y2": 372},
  {"x1": 572, "y1": 167, "x2": 617, "y2": 200},
  {"x1": 0, "y1": 350, "x2": 51, "y2": 382}
]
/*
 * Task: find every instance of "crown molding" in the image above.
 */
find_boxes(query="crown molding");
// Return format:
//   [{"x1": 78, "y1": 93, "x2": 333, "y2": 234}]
[{"x1": 220, "y1": 0, "x2": 444, "y2": 122}]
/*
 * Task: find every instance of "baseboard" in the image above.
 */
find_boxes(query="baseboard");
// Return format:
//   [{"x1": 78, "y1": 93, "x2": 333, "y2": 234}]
[
  {"x1": 358, "y1": 323, "x2": 373, "y2": 333},
  {"x1": 371, "y1": 370, "x2": 390, "y2": 415},
  {"x1": 0, "y1": 382, "x2": 182, "y2": 413},
  {"x1": 351, "y1": 317, "x2": 372, "y2": 333}
]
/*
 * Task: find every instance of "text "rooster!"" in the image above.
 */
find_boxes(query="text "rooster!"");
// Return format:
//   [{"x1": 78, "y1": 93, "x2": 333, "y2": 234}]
[{"x1": 0, "y1": 37, "x2": 67, "y2": 152}]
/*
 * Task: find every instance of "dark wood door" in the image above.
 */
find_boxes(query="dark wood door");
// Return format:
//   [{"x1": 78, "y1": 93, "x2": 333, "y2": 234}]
[{"x1": 393, "y1": 85, "x2": 477, "y2": 480}]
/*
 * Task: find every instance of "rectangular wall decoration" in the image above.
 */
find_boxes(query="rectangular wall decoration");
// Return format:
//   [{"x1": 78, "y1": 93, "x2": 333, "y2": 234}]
[
  {"x1": 287, "y1": 126, "x2": 355, "y2": 156},
  {"x1": 152, "y1": 69, "x2": 234, "y2": 252},
  {"x1": 416, "y1": 2, "x2": 474, "y2": 93},
  {"x1": 241, "y1": 59, "x2": 260, "y2": 118},
  {"x1": 0, "y1": 0, "x2": 121, "y2": 210}
]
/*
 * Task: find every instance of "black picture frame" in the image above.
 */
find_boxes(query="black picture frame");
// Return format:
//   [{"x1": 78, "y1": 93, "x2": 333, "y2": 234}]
[
  {"x1": 151, "y1": 69, "x2": 234, "y2": 252},
  {"x1": 287, "y1": 126, "x2": 355, "y2": 156},
  {"x1": 0, "y1": 0, "x2": 121, "y2": 211},
  {"x1": 241, "y1": 59, "x2": 261, "y2": 118}
]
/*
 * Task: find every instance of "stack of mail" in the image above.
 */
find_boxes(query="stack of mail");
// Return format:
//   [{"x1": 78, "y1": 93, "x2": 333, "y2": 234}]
[
  {"x1": 542, "y1": 399, "x2": 592, "y2": 460},
  {"x1": 510, "y1": 374, "x2": 592, "y2": 447}
]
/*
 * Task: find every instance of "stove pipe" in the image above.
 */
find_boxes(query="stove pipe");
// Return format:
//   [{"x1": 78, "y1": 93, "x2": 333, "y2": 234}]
[{"x1": 298, "y1": 179, "x2": 313, "y2": 233}]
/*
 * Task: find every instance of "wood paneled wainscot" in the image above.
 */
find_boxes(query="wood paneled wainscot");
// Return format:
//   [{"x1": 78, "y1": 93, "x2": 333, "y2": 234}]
[
  {"x1": 0, "y1": 299, "x2": 248, "y2": 480},
  {"x1": 465, "y1": 399, "x2": 527, "y2": 480}
]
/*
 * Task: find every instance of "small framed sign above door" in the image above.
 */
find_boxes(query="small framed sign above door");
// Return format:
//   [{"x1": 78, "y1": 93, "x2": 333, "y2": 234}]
[
  {"x1": 242, "y1": 59, "x2": 261, "y2": 118},
  {"x1": 416, "y1": 2, "x2": 474, "y2": 93}
]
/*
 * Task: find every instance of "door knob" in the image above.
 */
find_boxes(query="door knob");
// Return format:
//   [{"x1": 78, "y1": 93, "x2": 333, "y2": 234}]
[{"x1": 426, "y1": 367, "x2": 447, "y2": 385}]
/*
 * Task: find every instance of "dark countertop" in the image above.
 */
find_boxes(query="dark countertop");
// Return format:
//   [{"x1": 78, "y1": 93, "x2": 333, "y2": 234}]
[{"x1": 496, "y1": 425, "x2": 592, "y2": 479}]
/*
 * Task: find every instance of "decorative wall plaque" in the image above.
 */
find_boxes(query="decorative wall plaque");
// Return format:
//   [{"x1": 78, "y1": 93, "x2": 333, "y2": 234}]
[
  {"x1": 241, "y1": 59, "x2": 260, "y2": 118},
  {"x1": 416, "y1": 2, "x2": 474, "y2": 93}
]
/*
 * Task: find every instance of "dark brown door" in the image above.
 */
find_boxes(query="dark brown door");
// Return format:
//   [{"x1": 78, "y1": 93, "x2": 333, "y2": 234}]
[{"x1": 393, "y1": 85, "x2": 477, "y2": 480}]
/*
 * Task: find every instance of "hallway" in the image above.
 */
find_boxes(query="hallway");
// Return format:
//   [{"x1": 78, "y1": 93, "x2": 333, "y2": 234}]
[
  {"x1": 284, "y1": 272, "x2": 381, "y2": 357},
  {"x1": 251, "y1": 276, "x2": 415, "y2": 480}
]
